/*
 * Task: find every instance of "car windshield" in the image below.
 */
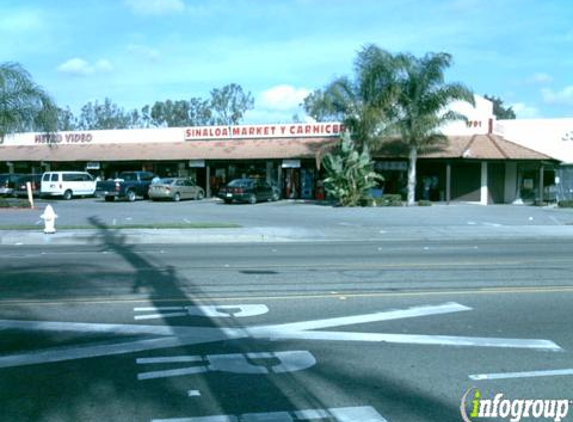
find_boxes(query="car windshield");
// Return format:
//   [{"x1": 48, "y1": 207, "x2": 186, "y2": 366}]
[
  {"x1": 228, "y1": 179, "x2": 253, "y2": 187},
  {"x1": 119, "y1": 173, "x2": 137, "y2": 181}
]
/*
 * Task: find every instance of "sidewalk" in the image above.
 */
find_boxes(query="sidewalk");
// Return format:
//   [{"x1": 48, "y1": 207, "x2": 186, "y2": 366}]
[{"x1": 3, "y1": 223, "x2": 573, "y2": 245}]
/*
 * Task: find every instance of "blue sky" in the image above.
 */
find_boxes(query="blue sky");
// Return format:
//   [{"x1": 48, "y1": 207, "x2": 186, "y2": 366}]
[{"x1": 2, "y1": 0, "x2": 572, "y2": 123}]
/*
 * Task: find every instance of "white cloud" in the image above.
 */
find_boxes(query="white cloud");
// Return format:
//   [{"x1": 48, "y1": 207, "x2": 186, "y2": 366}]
[
  {"x1": 57, "y1": 58, "x2": 114, "y2": 76},
  {"x1": 511, "y1": 102, "x2": 540, "y2": 118},
  {"x1": 95, "y1": 59, "x2": 114, "y2": 72},
  {"x1": 542, "y1": 86, "x2": 573, "y2": 106},
  {"x1": 124, "y1": 0, "x2": 185, "y2": 16},
  {"x1": 127, "y1": 44, "x2": 160, "y2": 61},
  {"x1": 527, "y1": 72, "x2": 553, "y2": 84},
  {"x1": 258, "y1": 85, "x2": 311, "y2": 111}
]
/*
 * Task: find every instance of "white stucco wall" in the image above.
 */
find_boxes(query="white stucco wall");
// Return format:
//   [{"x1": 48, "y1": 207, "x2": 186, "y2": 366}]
[
  {"x1": 494, "y1": 118, "x2": 573, "y2": 163},
  {"x1": 441, "y1": 95, "x2": 495, "y2": 136}
]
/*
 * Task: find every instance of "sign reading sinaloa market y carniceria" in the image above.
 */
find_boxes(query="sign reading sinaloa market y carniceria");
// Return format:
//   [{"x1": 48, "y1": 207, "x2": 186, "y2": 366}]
[{"x1": 184, "y1": 123, "x2": 345, "y2": 141}]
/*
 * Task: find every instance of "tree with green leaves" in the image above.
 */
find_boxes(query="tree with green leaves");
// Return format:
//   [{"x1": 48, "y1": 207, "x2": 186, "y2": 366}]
[
  {"x1": 76, "y1": 98, "x2": 131, "y2": 130},
  {"x1": 322, "y1": 132, "x2": 383, "y2": 207},
  {"x1": 302, "y1": 46, "x2": 400, "y2": 148},
  {"x1": 384, "y1": 51, "x2": 474, "y2": 205},
  {"x1": 150, "y1": 99, "x2": 192, "y2": 127},
  {"x1": 57, "y1": 106, "x2": 77, "y2": 131},
  {"x1": 0, "y1": 62, "x2": 57, "y2": 141},
  {"x1": 304, "y1": 45, "x2": 474, "y2": 205},
  {"x1": 210, "y1": 83, "x2": 254, "y2": 125},
  {"x1": 484, "y1": 94, "x2": 516, "y2": 119}
]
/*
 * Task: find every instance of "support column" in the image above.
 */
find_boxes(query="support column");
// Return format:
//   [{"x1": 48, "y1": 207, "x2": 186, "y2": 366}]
[
  {"x1": 504, "y1": 162, "x2": 518, "y2": 204},
  {"x1": 480, "y1": 161, "x2": 489, "y2": 206},
  {"x1": 277, "y1": 164, "x2": 283, "y2": 199},
  {"x1": 539, "y1": 164, "x2": 545, "y2": 203},
  {"x1": 266, "y1": 161, "x2": 273, "y2": 184},
  {"x1": 206, "y1": 164, "x2": 211, "y2": 198},
  {"x1": 446, "y1": 163, "x2": 451, "y2": 204}
]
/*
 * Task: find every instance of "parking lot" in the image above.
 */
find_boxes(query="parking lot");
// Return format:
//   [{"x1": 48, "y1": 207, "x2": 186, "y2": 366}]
[{"x1": 2, "y1": 196, "x2": 573, "y2": 244}]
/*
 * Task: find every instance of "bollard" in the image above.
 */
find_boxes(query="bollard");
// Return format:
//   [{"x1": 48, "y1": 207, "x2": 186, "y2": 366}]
[{"x1": 40, "y1": 205, "x2": 58, "y2": 234}]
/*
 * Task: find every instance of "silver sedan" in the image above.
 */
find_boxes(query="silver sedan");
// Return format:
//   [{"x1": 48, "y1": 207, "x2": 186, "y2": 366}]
[{"x1": 148, "y1": 178, "x2": 205, "y2": 202}]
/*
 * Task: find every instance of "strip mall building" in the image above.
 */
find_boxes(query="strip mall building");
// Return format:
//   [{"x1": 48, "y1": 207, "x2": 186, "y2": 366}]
[{"x1": 0, "y1": 96, "x2": 570, "y2": 204}]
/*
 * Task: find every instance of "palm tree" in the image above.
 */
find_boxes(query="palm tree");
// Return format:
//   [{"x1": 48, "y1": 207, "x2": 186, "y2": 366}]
[
  {"x1": 304, "y1": 45, "x2": 474, "y2": 206},
  {"x1": 303, "y1": 45, "x2": 400, "y2": 148},
  {"x1": 385, "y1": 52, "x2": 474, "y2": 205},
  {"x1": 0, "y1": 62, "x2": 57, "y2": 142}
]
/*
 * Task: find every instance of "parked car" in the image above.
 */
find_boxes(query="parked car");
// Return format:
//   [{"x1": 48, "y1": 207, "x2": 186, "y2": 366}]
[
  {"x1": 148, "y1": 178, "x2": 205, "y2": 202},
  {"x1": 95, "y1": 171, "x2": 155, "y2": 202},
  {"x1": 40, "y1": 171, "x2": 96, "y2": 200},
  {"x1": 13, "y1": 174, "x2": 42, "y2": 197},
  {"x1": 218, "y1": 178, "x2": 278, "y2": 204},
  {"x1": 0, "y1": 173, "x2": 23, "y2": 197}
]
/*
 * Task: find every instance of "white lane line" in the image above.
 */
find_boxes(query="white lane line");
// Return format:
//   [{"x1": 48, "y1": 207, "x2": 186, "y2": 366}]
[
  {"x1": 0, "y1": 319, "x2": 203, "y2": 336},
  {"x1": 257, "y1": 328, "x2": 561, "y2": 350},
  {"x1": 134, "y1": 306, "x2": 183, "y2": 311},
  {"x1": 137, "y1": 351, "x2": 316, "y2": 380},
  {"x1": 482, "y1": 222, "x2": 502, "y2": 227},
  {"x1": 269, "y1": 302, "x2": 471, "y2": 331},
  {"x1": 187, "y1": 390, "x2": 201, "y2": 397},
  {"x1": 138, "y1": 366, "x2": 208, "y2": 380},
  {"x1": 137, "y1": 356, "x2": 204, "y2": 364},
  {"x1": 153, "y1": 416, "x2": 235, "y2": 422},
  {"x1": 135, "y1": 312, "x2": 188, "y2": 320},
  {"x1": 134, "y1": 304, "x2": 269, "y2": 319},
  {"x1": 0, "y1": 302, "x2": 561, "y2": 368},
  {"x1": 152, "y1": 406, "x2": 388, "y2": 422},
  {"x1": 0, "y1": 331, "x2": 241, "y2": 369},
  {"x1": 470, "y1": 368, "x2": 573, "y2": 381}
]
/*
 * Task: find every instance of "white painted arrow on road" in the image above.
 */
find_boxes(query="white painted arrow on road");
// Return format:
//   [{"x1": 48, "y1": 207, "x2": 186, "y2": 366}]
[{"x1": 0, "y1": 302, "x2": 562, "y2": 369}]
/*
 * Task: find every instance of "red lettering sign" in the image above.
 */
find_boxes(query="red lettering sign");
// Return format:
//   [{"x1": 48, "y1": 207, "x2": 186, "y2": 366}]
[{"x1": 184, "y1": 123, "x2": 344, "y2": 141}]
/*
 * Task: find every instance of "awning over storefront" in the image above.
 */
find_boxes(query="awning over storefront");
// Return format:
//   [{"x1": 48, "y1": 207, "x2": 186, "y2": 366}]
[
  {"x1": 374, "y1": 134, "x2": 555, "y2": 161},
  {"x1": 0, "y1": 137, "x2": 340, "y2": 162}
]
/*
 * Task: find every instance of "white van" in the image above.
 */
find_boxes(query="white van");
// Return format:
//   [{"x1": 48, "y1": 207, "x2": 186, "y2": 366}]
[{"x1": 41, "y1": 171, "x2": 96, "y2": 200}]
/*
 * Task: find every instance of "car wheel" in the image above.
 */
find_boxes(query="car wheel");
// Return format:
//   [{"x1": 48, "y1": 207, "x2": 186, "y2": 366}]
[
  {"x1": 173, "y1": 192, "x2": 181, "y2": 202},
  {"x1": 224, "y1": 199, "x2": 232, "y2": 204},
  {"x1": 104, "y1": 196, "x2": 114, "y2": 202},
  {"x1": 247, "y1": 194, "x2": 257, "y2": 205},
  {"x1": 272, "y1": 192, "x2": 279, "y2": 201},
  {"x1": 126, "y1": 190, "x2": 136, "y2": 202},
  {"x1": 197, "y1": 190, "x2": 204, "y2": 200},
  {"x1": 63, "y1": 190, "x2": 73, "y2": 200}
]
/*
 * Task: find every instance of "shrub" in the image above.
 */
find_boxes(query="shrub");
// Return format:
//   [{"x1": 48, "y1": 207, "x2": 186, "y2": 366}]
[
  {"x1": 558, "y1": 200, "x2": 573, "y2": 208},
  {"x1": 417, "y1": 199, "x2": 432, "y2": 206},
  {"x1": 322, "y1": 133, "x2": 384, "y2": 207},
  {"x1": 0, "y1": 198, "x2": 30, "y2": 208},
  {"x1": 371, "y1": 194, "x2": 403, "y2": 207}
]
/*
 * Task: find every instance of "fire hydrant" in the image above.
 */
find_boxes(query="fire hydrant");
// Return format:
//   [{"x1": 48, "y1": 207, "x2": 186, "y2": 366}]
[{"x1": 40, "y1": 205, "x2": 58, "y2": 234}]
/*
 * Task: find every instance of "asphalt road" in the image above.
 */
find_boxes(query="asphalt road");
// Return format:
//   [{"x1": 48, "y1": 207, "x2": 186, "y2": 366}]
[{"x1": 2, "y1": 240, "x2": 573, "y2": 421}]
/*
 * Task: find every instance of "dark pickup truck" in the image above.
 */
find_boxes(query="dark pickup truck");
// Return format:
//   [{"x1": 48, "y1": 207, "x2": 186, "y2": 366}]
[{"x1": 95, "y1": 171, "x2": 155, "y2": 202}]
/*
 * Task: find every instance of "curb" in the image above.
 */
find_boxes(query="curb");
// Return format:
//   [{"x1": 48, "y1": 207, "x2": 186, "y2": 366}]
[{"x1": 3, "y1": 225, "x2": 573, "y2": 246}]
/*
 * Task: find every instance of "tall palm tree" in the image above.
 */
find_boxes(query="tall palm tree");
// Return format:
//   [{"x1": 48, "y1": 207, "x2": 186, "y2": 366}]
[
  {"x1": 303, "y1": 45, "x2": 400, "y2": 148},
  {"x1": 0, "y1": 62, "x2": 57, "y2": 142},
  {"x1": 304, "y1": 45, "x2": 474, "y2": 206},
  {"x1": 386, "y1": 52, "x2": 474, "y2": 205}
]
